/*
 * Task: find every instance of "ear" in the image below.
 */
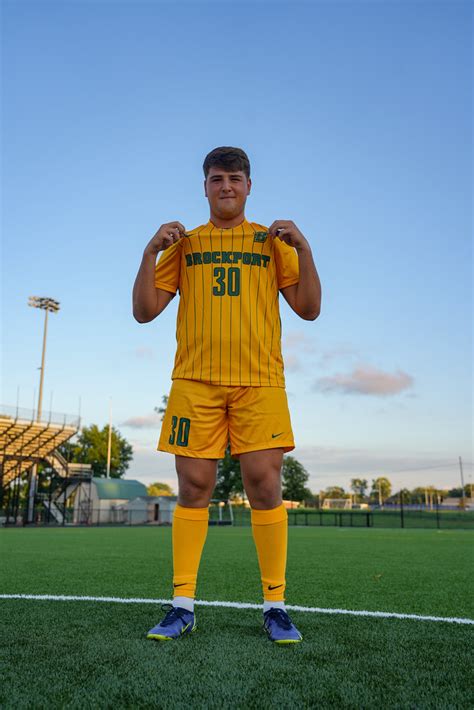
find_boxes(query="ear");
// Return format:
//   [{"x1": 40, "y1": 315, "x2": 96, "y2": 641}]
[
  {"x1": 204, "y1": 179, "x2": 208, "y2": 197},
  {"x1": 247, "y1": 177, "x2": 252, "y2": 194}
]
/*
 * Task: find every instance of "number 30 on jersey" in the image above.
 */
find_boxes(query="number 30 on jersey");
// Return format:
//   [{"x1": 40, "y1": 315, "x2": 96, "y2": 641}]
[
  {"x1": 212, "y1": 266, "x2": 241, "y2": 296},
  {"x1": 169, "y1": 415, "x2": 191, "y2": 447}
]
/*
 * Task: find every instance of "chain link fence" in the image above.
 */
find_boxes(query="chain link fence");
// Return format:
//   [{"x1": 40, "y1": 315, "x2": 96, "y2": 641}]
[{"x1": 1, "y1": 504, "x2": 473, "y2": 529}]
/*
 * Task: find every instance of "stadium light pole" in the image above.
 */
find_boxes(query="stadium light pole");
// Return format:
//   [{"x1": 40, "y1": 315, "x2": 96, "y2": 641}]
[
  {"x1": 28, "y1": 296, "x2": 60, "y2": 420},
  {"x1": 27, "y1": 296, "x2": 60, "y2": 524}
]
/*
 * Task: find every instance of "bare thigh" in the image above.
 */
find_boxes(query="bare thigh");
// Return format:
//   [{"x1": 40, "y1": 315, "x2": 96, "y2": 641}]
[
  {"x1": 239, "y1": 448, "x2": 284, "y2": 509},
  {"x1": 175, "y1": 455, "x2": 218, "y2": 507}
]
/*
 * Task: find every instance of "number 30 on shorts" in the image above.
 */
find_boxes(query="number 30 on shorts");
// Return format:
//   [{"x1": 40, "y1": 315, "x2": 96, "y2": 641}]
[{"x1": 169, "y1": 415, "x2": 191, "y2": 447}]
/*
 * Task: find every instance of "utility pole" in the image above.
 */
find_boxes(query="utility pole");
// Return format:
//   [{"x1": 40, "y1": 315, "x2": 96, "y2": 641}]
[
  {"x1": 106, "y1": 398, "x2": 112, "y2": 478},
  {"x1": 459, "y1": 456, "x2": 465, "y2": 508},
  {"x1": 27, "y1": 296, "x2": 60, "y2": 524}
]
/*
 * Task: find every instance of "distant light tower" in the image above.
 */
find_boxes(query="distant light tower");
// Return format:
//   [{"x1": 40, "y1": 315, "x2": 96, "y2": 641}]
[
  {"x1": 27, "y1": 296, "x2": 60, "y2": 524},
  {"x1": 28, "y1": 296, "x2": 60, "y2": 420}
]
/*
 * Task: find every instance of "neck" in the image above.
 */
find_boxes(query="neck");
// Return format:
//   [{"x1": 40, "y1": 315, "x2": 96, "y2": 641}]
[{"x1": 209, "y1": 210, "x2": 246, "y2": 228}]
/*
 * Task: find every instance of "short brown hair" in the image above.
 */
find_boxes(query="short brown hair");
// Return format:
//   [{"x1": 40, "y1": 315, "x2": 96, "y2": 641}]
[{"x1": 203, "y1": 146, "x2": 251, "y2": 180}]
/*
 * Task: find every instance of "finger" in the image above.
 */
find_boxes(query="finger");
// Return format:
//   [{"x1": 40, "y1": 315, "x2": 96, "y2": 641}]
[
  {"x1": 268, "y1": 221, "x2": 288, "y2": 236},
  {"x1": 167, "y1": 226, "x2": 182, "y2": 241},
  {"x1": 268, "y1": 221, "x2": 281, "y2": 236},
  {"x1": 168, "y1": 221, "x2": 186, "y2": 236}
]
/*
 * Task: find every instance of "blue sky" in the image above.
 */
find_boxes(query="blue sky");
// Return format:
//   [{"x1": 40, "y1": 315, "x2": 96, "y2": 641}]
[{"x1": 2, "y1": 0, "x2": 472, "y2": 494}]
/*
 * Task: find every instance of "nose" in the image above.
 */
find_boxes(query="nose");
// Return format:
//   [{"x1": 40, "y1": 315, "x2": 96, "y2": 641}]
[{"x1": 221, "y1": 179, "x2": 233, "y2": 193}]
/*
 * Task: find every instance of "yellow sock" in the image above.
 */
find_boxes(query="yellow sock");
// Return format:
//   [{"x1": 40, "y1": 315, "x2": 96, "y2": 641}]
[
  {"x1": 251, "y1": 503, "x2": 288, "y2": 602},
  {"x1": 172, "y1": 503, "x2": 209, "y2": 599}
]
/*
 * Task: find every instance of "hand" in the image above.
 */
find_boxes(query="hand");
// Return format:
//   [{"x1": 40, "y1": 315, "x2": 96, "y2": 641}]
[
  {"x1": 268, "y1": 220, "x2": 310, "y2": 252},
  {"x1": 144, "y1": 221, "x2": 186, "y2": 256}
]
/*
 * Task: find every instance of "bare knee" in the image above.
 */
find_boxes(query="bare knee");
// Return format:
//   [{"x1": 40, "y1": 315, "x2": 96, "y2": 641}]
[
  {"x1": 175, "y1": 456, "x2": 217, "y2": 507},
  {"x1": 246, "y1": 479, "x2": 282, "y2": 509},
  {"x1": 240, "y1": 450, "x2": 284, "y2": 509},
  {"x1": 178, "y1": 479, "x2": 212, "y2": 506},
  {"x1": 243, "y1": 469, "x2": 282, "y2": 509}
]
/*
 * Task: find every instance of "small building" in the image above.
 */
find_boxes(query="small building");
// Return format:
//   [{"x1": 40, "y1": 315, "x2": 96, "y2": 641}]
[
  {"x1": 72, "y1": 477, "x2": 148, "y2": 524},
  {"x1": 282, "y1": 499, "x2": 302, "y2": 509},
  {"x1": 439, "y1": 497, "x2": 473, "y2": 510},
  {"x1": 322, "y1": 498, "x2": 351, "y2": 510},
  {"x1": 231, "y1": 496, "x2": 303, "y2": 509},
  {"x1": 115, "y1": 495, "x2": 178, "y2": 525}
]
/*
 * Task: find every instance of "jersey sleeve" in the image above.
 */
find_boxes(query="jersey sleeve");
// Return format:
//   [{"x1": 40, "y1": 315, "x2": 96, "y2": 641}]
[
  {"x1": 154, "y1": 241, "x2": 182, "y2": 294},
  {"x1": 274, "y1": 237, "x2": 299, "y2": 289}
]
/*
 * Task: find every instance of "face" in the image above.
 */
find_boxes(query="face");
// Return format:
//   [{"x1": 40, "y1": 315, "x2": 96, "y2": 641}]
[{"x1": 204, "y1": 167, "x2": 251, "y2": 219}]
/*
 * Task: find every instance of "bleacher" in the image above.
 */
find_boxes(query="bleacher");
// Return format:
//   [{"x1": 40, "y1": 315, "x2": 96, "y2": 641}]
[{"x1": 0, "y1": 404, "x2": 91, "y2": 524}]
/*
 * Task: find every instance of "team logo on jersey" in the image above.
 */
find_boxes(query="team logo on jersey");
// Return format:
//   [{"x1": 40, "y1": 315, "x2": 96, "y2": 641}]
[{"x1": 253, "y1": 231, "x2": 268, "y2": 243}]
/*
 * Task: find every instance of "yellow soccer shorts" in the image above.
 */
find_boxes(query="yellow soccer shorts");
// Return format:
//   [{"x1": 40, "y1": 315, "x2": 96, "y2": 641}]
[{"x1": 157, "y1": 378, "x2": 295, "y2": 459}]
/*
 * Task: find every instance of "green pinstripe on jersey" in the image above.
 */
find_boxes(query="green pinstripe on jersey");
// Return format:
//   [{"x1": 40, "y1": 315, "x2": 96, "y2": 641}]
[{"x1": 154, "y1": 218, "x2": 299, "y2": 387}]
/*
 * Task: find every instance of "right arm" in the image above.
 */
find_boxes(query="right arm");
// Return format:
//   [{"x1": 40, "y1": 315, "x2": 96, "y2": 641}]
[{"x1": 132, "y1": 221, "x2": 186, "y2": 323}]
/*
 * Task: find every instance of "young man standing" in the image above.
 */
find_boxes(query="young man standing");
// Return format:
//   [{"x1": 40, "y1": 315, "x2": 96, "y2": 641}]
[{"x1": 132, "y1": 147, "x2": 321, "y2": 644}]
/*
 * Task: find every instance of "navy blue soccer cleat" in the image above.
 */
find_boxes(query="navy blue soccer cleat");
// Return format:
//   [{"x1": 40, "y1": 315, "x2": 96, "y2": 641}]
[
  {"x1": 263, "y1": 607, "x2": 303, "y2": 644},
  {"x1": 146, "y1": 604, "x2": 196, "y2": 641}
]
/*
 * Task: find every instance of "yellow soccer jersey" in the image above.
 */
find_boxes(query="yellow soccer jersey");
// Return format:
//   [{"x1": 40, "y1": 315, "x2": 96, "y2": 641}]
[{"x1": 154, "y1": 218, "x2": 299, "y2": 387}]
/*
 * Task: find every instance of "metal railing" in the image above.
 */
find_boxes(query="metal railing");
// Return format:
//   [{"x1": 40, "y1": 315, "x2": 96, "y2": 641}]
[
  {"x1": 0, "y1": 404, "x2": 80, "y2": 428},
  {"x1": 1, "y1": 506, "x2": 473, "y2": 529}
]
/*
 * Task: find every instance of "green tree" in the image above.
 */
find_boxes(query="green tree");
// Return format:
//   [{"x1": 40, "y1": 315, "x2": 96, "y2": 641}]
[
  {"x1": 448, "y1": 486, "x2": 471, "y2": 498},
  {"x1": 282, "y1": 455, "x2": 312, "y2": 502},
  {"x1": 302, "y1": 492, "x2": 319, "y2": 508},
  {"x1": 370, "y1": 477, "x2": 392, "y2": 505},
  {"x1": 147, "y1": 481, "x2": 174, "y2": 496},
  {"x1": 214, "y1": 444, "x2": 244, "y2": 500},
  {"x1": 408, "y1": 487, "x2": 425, "y2": 505},
  {"x1": 350, "y1": 478, "x2": 368, "y2": 502},
  {"x1": 323, "y1": 486, "x2": 346, "y2": 499},
  {"x1": 57, "y1": 424, "x2": 133, "y2": 479},
  {"x1": 399, "y1": 487, "x2": 411, "y2": 504},
  {"x1": 154, "y1": 395, "x2": 169, "y2": 421}
]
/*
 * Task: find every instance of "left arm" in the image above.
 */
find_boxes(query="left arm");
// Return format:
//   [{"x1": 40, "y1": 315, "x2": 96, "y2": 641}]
[{"x1": 269, "y1": 220, "x2": 322, "y2": 321}]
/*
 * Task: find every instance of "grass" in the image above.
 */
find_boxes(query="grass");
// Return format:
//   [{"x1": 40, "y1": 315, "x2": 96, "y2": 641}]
[{"x1": 1, "y1": 526, "x2": 473, "y2": 709}]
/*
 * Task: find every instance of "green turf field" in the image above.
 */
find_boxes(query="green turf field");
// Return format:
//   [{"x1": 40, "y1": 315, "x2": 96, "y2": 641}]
[{"x1": 1, "y1": 527, "x2": 473, "y2": 709}]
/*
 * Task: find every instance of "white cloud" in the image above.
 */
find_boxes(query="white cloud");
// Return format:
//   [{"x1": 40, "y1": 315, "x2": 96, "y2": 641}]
[
  {"x1": 284, "y1": 354, "x2": 302, "y2": 372},
  {"x1": 318, "y1": 344, "x2": 360, "y2": 366},
  {"x1": 282, "y1": 331, "x2": 318, "y2": 373},
  {"x1": 132, "y1": 346, "x2": 154, "y2": 359},
  {"x1": 282, "y1": 333, "x2": 361, "y2": 374},
  {"x1": 121, "y1": 412, "x2": 161, "y2": 429},
  {"x1": 314, "y1": 364, "x2": 414, "y2": 396},
  {"x1": 282, "y1": 330, "x2": 317, "y2": 353}
]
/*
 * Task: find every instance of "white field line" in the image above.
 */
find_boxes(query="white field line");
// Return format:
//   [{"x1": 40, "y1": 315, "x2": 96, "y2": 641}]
[{"x1": 0, "y1": 594, "x2": 473, "y2": 626}]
